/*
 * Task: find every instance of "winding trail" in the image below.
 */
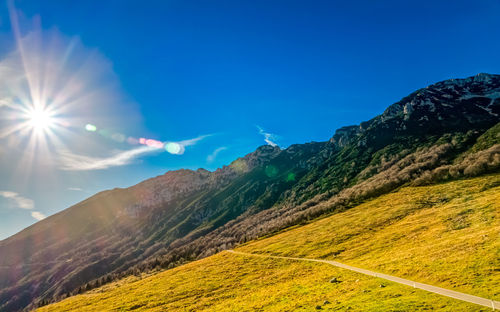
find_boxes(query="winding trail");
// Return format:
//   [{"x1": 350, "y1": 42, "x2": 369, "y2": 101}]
[{"x1": 227, "y1": 250, "x2": 499, "y2": 310}]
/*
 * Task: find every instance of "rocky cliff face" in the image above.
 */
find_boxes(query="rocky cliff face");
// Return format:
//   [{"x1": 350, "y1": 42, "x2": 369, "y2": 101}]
[
  {"x1": 382, "y1": 73, "x2": 499, "y2": 128},
  {"x1": 330, "y1": 73, "x2": 500, "y2": 149}
]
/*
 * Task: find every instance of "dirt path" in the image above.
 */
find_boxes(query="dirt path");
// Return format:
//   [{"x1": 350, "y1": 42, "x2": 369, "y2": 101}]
[{"x1": 227, "y1": 250, "x2": 499, "y2": 310}]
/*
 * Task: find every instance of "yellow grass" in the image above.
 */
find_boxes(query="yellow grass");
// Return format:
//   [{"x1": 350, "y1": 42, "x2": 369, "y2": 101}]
[
  {"x1": 38, "y1": 252, "x2": 488, "y2": 311},
  {"x1": 239, "y1": 174, "x2": 500, "y2": 300},
  {"x1": 39, "y1": 174, "x2": 500, "y2": 311}
]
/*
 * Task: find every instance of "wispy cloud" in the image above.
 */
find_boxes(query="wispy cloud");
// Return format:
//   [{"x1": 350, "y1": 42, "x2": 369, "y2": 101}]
[
  {"x1": 178, "y1": 134, "x2": 212, "y2": 147},
  {"x1": 0, "y1": 97, "x2": 18, "y2": 110},
  {"x1": 67, "y1": 187, "x2": 92, "y2": 194},
  {"x1": 0, "y1": 190, "x2": 45, "y2": 221},
  {"x1": 58, "y1": 145, "x2": 159, "y2": 171},
  {"x1": 0, "y1": 98, "x2": 12, "y2": 108},
  {"x1": 0, "y1": 191, "x2": 34, "y2": 209},
  {"x1": 207, "y1": 146, "x2": 227, "y2": 163},
  {"x1": 256, "y1": 126, "x2": 278, "y2": 147},
  {"x1": 31, "y1": 211, "x2": 46, "y2": 221},
  {"x1": 59, "y1": 134, "x2": 212, "y2": 170}
]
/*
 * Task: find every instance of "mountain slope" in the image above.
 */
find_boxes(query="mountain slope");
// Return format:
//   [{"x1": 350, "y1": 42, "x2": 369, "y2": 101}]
[
  {"x1": 238, "y1": 174, "x2": 500, "y2": 300},
  {"x1": 37, "y1": 173, "x2": 500, "y2": 311},
  {"x1": 1, "y1": 73, "x2": 499, "y2": 311}
]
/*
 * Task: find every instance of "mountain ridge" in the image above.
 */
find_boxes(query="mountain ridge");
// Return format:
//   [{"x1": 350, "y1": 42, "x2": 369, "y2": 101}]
[{"x1": 1, "y1": 73, "x2": 499, "y2": 311}]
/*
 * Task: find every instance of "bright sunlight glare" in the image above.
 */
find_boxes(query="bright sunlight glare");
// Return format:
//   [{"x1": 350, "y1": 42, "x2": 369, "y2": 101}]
[{"x1": 27, "y1": 108, "x2": 54, "y2": 131}]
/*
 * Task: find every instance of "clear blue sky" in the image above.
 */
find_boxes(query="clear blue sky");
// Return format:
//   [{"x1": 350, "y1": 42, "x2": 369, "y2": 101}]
[{"x1": 0, "y1": 0, "x2": 499, "y2": 239}]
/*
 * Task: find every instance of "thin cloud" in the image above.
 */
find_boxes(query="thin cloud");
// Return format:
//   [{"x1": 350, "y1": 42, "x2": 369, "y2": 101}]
[
  {"x1": 0, "y1": 190, "x2": 45, "y2": 221},
  {"x1": 31, "y1": 211, "x2": 46, "y2": 221},
  {"x1": 58, "y1": 145, "x2": 159, "y2": 171},
  {"x1": 67, "y1": 187, "x2": 92, "y2": 194},
  {"x1": 0, "y1": 97, "x2": 17, "y2": 110},
  {"x1": 0, "y1": 191, "x2": 34, "y2": 209},
  {"x1": 59, "y1": 134, "x2": 212, "y2": 170},
  {"x1": 0, "y1": 98, "x2": 11, "y2": 108},
  {"x1": 178, "y1": 134, "x2": 212, "y2": 147},
  {"x1": 256, "y1": 126, "x2": 278, "y2": 147},
  {"x1": 207, "y1": 146, "x2": 227, "y2": 163}
]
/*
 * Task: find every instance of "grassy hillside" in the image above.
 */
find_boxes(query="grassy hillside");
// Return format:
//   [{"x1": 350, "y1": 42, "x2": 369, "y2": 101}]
[
  {"x1": 239, "y1": 173, "x2": 500, "y2": 300},
  {"x1": 38, "y1": 253, "x2": 487, "y2": 312},
  {"x1": 38, "y1": 174, "x2": 499, "y2": 311}
]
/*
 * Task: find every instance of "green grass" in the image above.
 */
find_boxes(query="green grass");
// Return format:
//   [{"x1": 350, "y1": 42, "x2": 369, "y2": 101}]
[{"x1": 38, "y1": 174, "x2": 500, "y2": 311}]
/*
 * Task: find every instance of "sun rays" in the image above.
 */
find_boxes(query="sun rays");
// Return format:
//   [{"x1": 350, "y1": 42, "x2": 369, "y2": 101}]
[
  {"x1": 0, "y1": 7, "x2": 126, "y2": 189},
  {"x1": 0, "y1": 5, "x2": 214, "y2": 193}
]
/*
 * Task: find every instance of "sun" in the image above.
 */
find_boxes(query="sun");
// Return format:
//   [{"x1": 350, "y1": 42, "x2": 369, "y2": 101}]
[{"x1": 27, "y1": 108, "x2": 54, "y2": 132}]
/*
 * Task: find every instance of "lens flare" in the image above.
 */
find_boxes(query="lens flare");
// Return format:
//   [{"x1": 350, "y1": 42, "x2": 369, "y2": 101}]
[
  {"x1": 165, "y1": 142, "x2": 182, "y2": 154},
  {"x1": 127, "y1": 137, "x2": 139, "y2": 145},
  {"x1": 145, "y1": 139, "x2": 163, "y2": 148},
  {"x1": 85, "y1": 124, "x2": 97, "y2": 132},
  {"x1": 285, "y1": 172, "x2": 296, "y2": 182},
  {"x1": 265, "y1": 165, "x2": 278, "y2": 178},
  {"x1": 111, "y1": 133, "x2": 126, "y2": 143}
]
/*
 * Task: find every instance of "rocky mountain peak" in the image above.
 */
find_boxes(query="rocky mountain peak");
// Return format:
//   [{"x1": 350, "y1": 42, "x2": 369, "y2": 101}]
[
  {"x1": 329, "y1": 73, "x2": 500, "y2": 149},
  {"x1": 383, "y1": 73, "x2": 500, "y2": 120}
]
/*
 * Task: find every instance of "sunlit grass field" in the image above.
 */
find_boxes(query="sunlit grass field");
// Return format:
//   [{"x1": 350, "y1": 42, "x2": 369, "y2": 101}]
[
  {"x1": 239, "y1": 174, "x2": 500, "y2": 300},
  {"x1": 38, "y1": 252, "x2": 486, "y2": 311},
  {"x1": 38, "y1": 174, "x2": 499, "y2": 311}
]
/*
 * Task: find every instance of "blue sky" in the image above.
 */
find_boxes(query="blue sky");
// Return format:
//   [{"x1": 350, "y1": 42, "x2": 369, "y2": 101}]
[{"x1": 0, "y1": 0, "x2": 499, "y2": 239}]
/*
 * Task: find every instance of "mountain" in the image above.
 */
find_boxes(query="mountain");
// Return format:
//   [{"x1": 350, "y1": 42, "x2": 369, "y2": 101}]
[
  {"x1": 37, "y1": 173, "x2": 500, "y2": 311},
  {"x1": 1, "y1": 73, "x2": 499, "y2": 311}
]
